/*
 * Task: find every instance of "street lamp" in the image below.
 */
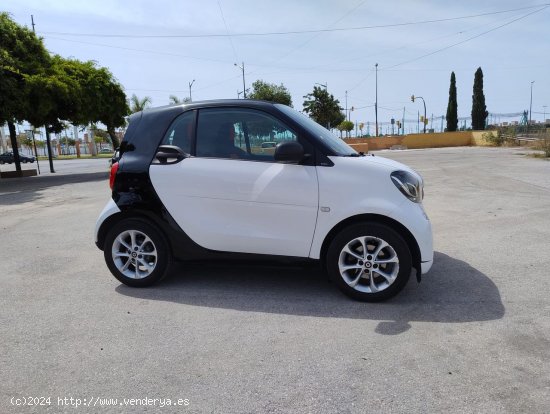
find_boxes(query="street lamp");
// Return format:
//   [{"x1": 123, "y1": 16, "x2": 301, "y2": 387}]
[
  {"x1": 411, "y1": 94, "x2": 427, "y2": 133},
  {"x1": 529, "y1": 81, "x2": 535, "y2": 128},
  {"x1": 345, "y1": 90, "x2": 348, "y2": 121},
  {"x1": 234, "y1": 62, "x2": 246, "y2": 98},
  {"x1": 188, "y1": 79, "x2": 195, "y2": 102},
  {"x1": 375, "y1": 63, "x2": 378, "y2": 137}
]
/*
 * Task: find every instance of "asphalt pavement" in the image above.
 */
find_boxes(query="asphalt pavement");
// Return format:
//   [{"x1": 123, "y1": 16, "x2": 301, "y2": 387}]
[{"x1": 0, "y1": 147, "x2": 549, "y2": 413}]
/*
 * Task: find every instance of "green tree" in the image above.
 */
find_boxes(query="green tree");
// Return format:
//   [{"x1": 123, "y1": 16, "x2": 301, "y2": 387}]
[
  {"x1": 169, "y1": 95, "x2": 191, "y2": 105},
  {"x1": 248, "y1": 80, "x2": 292, "y2": 106},
  {"x1": 91, "y1": 67, "x2": 128, "y2": 147},
  {"x1": 471, "y1": 67, "x2": 488, "y2": 130},
  {"x1": 302, "y1": 86, "x2": 345, "y2": 129},
  {"x1": 130, "y1": 94, "x2": 152, "y2": 113},
  {"x1": 337, "y1": 120, "x2": 354, "y2": 138},
  {"x1": 55, "y1": 57, "x2": 129, "y2": 147},
  {"x1": 0, "y1": 12, "x2": 51, "y2": 172},
  {"x1": 446, "y1": 71, "x2": 458, "y2": 132}
]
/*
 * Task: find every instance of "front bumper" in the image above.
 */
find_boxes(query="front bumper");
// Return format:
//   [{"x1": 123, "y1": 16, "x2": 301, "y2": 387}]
[{"x1": 398, "y1": 201, "x2": 433, "y2": 275}]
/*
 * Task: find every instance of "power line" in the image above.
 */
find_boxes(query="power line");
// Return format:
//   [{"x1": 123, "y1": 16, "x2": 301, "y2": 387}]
[
  {"x1": 346, "y1": 5, "x2": 547, "y2": 92},
  {"x1": 45, "y1": 36, "x2": 233, "y2": 64},
  {"x1": 217, "y1": 0, "x2": 239, "y2": 63},
  {"x1": 246, "y1": 0, "x2": 367, "y2": 78},
  {"x1": 382, "y1": 6, "x2": 548, "y2": 71},
  {"x1": 38, "y1": 4, "x2": 549, "y2": 39}
]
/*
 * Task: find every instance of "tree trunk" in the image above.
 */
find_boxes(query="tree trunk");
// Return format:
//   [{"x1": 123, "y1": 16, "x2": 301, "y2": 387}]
[
  {"x1": 44, "y1": 125, "x2": 55, "y2": 173},
  {"x1": 7, "y1": 121, "x2": 22, "y2": 173},
  {"x1": 0, "y1": 124, "x2": 7, "y2": 153},
  {"x1": 107, "y1": 126, "x2": 120, "y2": 149}
]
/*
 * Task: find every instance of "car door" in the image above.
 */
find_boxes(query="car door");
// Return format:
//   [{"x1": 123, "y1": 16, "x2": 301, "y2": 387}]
[{"x1": 149, "y1": 107, "x2": 319, "y2": 257}]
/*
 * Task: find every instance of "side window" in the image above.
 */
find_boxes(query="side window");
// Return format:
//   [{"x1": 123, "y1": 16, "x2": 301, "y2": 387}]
[
  {"x1": 161, "y1": 111, "x2": 194, "y2": 154},
  {"x1": 196, "y1": 108, "x2": 297, "y2": 161}
]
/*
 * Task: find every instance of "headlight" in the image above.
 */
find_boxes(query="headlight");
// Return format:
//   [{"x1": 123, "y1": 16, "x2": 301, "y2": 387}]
[{"x1": 391, "y1": 170, "x2": 423, "y2": 203}]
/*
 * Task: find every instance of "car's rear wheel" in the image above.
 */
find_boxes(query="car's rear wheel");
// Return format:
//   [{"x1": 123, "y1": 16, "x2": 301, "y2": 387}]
[
  {"x1": 327, "y1": 222, "x2": 412, "y2": 302},
  {"x1": 104, "y1": 218, "x2": 171, "y2": 287}
]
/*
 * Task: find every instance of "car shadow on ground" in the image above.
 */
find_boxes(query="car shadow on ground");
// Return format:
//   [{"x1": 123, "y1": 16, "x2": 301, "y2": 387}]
[
  {"x1": 0, "y1": 171, "x2": 108, "y2": 205},
  {"x1": 115, "y1": 251, "x2": 504, "y2": 335}
]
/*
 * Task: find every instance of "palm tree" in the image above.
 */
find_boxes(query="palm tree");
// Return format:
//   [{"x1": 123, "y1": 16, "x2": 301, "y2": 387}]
[
  {"x1": 129, "y1": 94, "x2": 152, "y2": 113},
  {"x1": 169, "y1": 95, "x2": 191, "y2": 105}
]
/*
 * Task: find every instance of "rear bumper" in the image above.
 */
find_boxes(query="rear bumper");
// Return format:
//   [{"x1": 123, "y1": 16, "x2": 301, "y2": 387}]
[{"x1": 94, "y1": 198, "x2": 120, "y2": 248}]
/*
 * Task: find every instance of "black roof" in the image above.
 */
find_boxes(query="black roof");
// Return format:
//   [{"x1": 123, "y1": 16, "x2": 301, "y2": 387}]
[{"x1": 138, "y1": 99, "x2": 279, "y2": 116}]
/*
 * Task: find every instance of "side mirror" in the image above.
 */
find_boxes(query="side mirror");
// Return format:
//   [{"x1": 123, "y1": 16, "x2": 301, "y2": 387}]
[
  {"x1": 154, "y1": 145, "x2": 187, "y2": 164},
  {"x1": 274, "y1": 141, "x2": 304, "y2": 163}
]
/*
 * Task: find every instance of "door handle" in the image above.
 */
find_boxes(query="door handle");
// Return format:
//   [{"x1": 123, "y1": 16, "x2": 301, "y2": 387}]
[{"x1": 154, "y1": 145, "x2": 187, "y2": 164}]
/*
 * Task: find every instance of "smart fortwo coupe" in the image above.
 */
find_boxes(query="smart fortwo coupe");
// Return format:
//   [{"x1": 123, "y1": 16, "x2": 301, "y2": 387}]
[{"x1": 95, "y1": 100, "x2": 433, "y2": 301}]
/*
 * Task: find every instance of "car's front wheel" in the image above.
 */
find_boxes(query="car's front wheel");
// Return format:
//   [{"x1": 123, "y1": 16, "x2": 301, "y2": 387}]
[
  {"x1": 327, "y1": 222, "x2": 412, "y2": 302},
  {"x1": 104, "y1": 218, "x2": 171, "y2": 287}
]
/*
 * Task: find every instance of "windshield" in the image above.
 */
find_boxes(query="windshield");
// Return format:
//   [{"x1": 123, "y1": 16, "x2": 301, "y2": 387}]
[{"x1": 275, "y1": 104, "x2": 357, "y2": 156}]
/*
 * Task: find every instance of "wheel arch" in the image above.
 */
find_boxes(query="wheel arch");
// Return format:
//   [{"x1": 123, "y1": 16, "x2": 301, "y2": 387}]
[
  {"x1": 319, "y1": 214, "x2": 422, "y2": 277},
  {"x1": 96, "y1": 211, "x2": 167, "y2": 251}
]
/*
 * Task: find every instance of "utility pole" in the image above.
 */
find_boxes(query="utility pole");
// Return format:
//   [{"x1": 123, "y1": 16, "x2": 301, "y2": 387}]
[
  {"x1": 543, "y1": 105, "x2": 547, "y2": 122},
  {"x1": 375, "y1": 63, "x2": 379, "y2": 137},
  {"x1": 402, "y1": 107, "x2": 405, "y2": 136},
  {"x1": 529, "y1": 81, "x2": 535, "y2": 130},
  {"x1": 188, "y1": 79, "x2": 195, "y2": 102},
  {"x1": 234, "y1": 62, "x2": 246, "y2": 98}
]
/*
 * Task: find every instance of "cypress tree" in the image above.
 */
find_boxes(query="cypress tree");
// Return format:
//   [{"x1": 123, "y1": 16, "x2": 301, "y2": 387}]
[
  {"x1": 446, "y1": 72, "x2": 458, "y2": 132},
  {"x1": 471, "y1": 67, "x2": 488, "y2": 130}
]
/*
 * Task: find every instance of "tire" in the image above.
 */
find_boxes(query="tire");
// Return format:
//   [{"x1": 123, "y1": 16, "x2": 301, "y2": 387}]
[
  {"x1": 326, "y1": 222, "x2": 412, "y2": 302},
  {"x1": 103, "y1": 218, "x2": 171, "y2": 287}
]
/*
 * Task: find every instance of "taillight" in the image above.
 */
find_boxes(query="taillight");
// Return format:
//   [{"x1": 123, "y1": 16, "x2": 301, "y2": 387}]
[{"x1": 109, "y1": 162, "x2": 119, "y2": 190}]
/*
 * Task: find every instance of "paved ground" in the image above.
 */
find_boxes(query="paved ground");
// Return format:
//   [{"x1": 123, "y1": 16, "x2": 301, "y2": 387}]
[
  {"x1": 1, "y1": 147, "x2": 549, "y2": 413},
  {"x1": 0, "y1": 157, "x2": 111, "y2": 175}
]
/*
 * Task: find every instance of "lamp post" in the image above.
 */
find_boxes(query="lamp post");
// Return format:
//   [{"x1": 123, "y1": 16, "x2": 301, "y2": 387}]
[
  {"x1": 529, "y1": 81, "x2": 535, "y2": 128},
  {"x1": 315, "y1": 82, "x2": 327, "y2": 90},
  {"x1": 375, "y1": 63, "x2": 378, "y2": 137},
  {"x1": 345, "y1": 90, "x2": 348, "y2": 121},
  {"x1": 411, "y1": 94, "x2": 427, "y2": 133},
  {"x1": 188, "y1": 79, "x2": 195, "y2": 102},
  {"x1": 234, "y1": 62, "x2": 246, "y2": 98}
]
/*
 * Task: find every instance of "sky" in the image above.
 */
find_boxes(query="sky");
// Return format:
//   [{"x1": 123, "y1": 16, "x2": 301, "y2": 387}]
[{"x1": 3, "y1": 0, "x2": 550, "y2": 133}]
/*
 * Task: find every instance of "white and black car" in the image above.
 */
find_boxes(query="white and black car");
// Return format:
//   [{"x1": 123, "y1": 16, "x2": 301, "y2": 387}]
[{"x1": 95, "y1": 100, "x2": 433, "y2": 301}]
